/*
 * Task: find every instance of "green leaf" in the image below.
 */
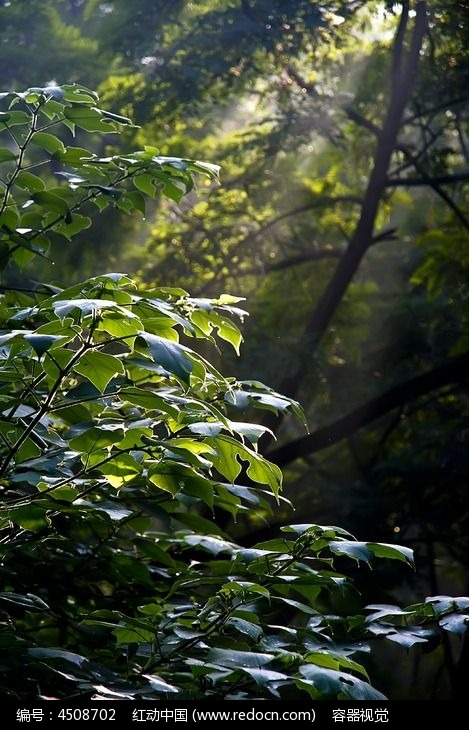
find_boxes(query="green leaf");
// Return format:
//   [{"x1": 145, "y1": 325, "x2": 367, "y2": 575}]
[
  {"x1": 136, "y1": 543, "x2": 176, "y2": 568},
  {"x1": 0, "y1": 207, "x2": 19, "y2": 230},
  {"x1": 102, "y1": 110, "x2": 132, "y2": 125},
  {"x1": 31, "y1": 191, "x2": 71, "y2": 222},
  {"x1": 188, "y1": 160, "x2": 221, "y2": 179},
  {"x1": 184, "y1": 534, "x2": 237, "y2": 555},
  {"x1": 15, "y1": 171, "x2": 45, "y2": 192},
  {"x1": 42, "y1": 348, "x2": 75, "y2": 381},
  {"x1": 254, "y1": 537, "x2": 294, "y2": 552},
  {"x1": 0, "y1": 110, "x2": 29, "y2": 126},
  {"x1": 271, "y1": 596, "x2": 321, "y2": 616},
  {"x1": 298, "y1": 664, "x2": 386, "y2": 700},
  {"x1": 234, "y1": 547, "x2": 275, "y2": 562},
  {"x1": 137, "y1": 332, "x2": 193, "y2": 382},
  {"x1": 0, "y1": 148, "x2": 16, "y2": 163},
  {"x1": 439, "y1": 614, "x2": 469, "y2": 634},
  {"x1": 11, "y1": 246, "x2": 37, "y2": 269},
  {"x1": 52, "y1": 298, "x2": 126, "y2": 319},
  {"x1": 27, "y1": 648, "x2": 88, "y2": 666},
  {"x1": 0, "y1": 330, "x2": 64, "y2": 356},
  {"x1": 133, "y1": 173, "x2": 157, "y2": 197},
  {"x1": 148, "y1": 462, "x2": 186, "y2": 496},
  {"x1": 281, "y1": 524, "x2": 352, "y2": 537},
  {"x1": 62, "y1": 84, "x2": 98, "y2": 104},
  {"x1": 54, "y1": 146, "x2": 93, "y2": 164},
  {"x1": 148, "y1": 462, "x2": 214, "y2": 504},
  {"x1": 142, "y1": 675, "x2": 179, "y2": 694},
  {"x1": 171, "y1": 511, "x2": 227, "y2": 537},
  {"x1": 97, "y1": 454, "x2": 142, "y2": 488},
  {"x1": 54, "y1": 214, "x2": 92, "y2": 240},
  {"x1": 123, "y1": 190, "x2": 146, "y2": 215},
  {"x1": 425, "y1": 596, "x2": 464, "y2": 616},
  {"x1": 224, "y1": 580, "x2": 270, "y2": 598},
  {"x1": 329, "y1": 540, "x2": 373, "y2": 563},
  {"x1": 31, "y1": 131, "x2": 65, "y2": 155},
  {"x1": 0, "y1": 592, "x2": 49, "y2": 611},
  {"x1": 206, "y1": 435, "x2": 282, "y2": 498},
  {"x1": 73, "y1": 351, "x2": 124, "y2": 393},
  {"x1": 205, "y1": 435, "x2": 242, "y2": 482},
  {"x1": 9, "y1": 505, "x2": 51, "y2": 531},
  {"x1": 384, "y1": 627, "x2": 434, "y2": 647},
  {"x1": 166, "y1": 438, "x2": 216, "y2": 457},
  {"x1": 229, "y1": 421, "x2": 273, "y2": 445},
  {"x1": 191, "y1": 309, "x2": 243, "y2": 354},
  {"x1": 365, "y1": 604, "x2": 414, "y2": 622},
  {"x1": 24, "y1": 333, "x2": 65, "y2": 357},
  {"x1": 241, "y1": 668, "x2": 289, "y2": 686},
  {"x1": 367, "y1": 542, "x2": 414, "y2": 567},
  {"x1": 207, "y1": 648, "x2": 273, "y2": 669},
  {"x1": 15, "y1": 438, "x2": 41, "y2": 464},
  {"x1": 64, "y1": 104, "x2": 117, "y2": 133},
  {"x1": 69, "y1": 425, "x2": 125, "y2": 453},
  {"x1": 187, "y1": 421, "x2": 223, "y2": 437},
  {"x1": 86, "y1": 184, "x2": 122, "y2": 199},
  {"x1": 119, "y1": 387, "x2": 179, "y2": 418},
  {"x1": 227, "y1": 388, "x2": 293, "y2": 414},
  {"x1": 98, "y1": 313, "x2": 142, "y2": 338},
  {"x1": 305, "y1": 651, "x2": 370, "y2": 680},
  {"x1": 40, "y1": 98, "x2": 66, "y2": 119},
  {"x1": 114, "y1": 426, "x2": 152, "y2": 450},
  {"x1": 225, "y1": 617, "x2": 263, "y2": 641}
]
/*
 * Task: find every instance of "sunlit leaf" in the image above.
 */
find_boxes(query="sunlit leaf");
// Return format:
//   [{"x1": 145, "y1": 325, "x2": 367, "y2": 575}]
[
  {"x1": 31, "y1": 131, "x2": 65, "y2": 155},
  {"x1": 74, "y1": 351, "x2": 124, "y2": 393},
  {"x1": 137, "y1": 332, "x2": 193, "y2": 382}
]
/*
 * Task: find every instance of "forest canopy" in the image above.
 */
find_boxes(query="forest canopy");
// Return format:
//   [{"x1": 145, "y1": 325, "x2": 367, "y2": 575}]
[{"x1": 0, "y1": 0, "x2": 468, "y2": 701}]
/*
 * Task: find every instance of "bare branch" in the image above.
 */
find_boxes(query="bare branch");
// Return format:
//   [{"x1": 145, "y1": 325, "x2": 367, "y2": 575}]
[
  {"x1": 268, "y1": 349, "x2": 469, "y2": 467},
  {"x1": 344, "y1": 107, "x2": 380, "y2": 136},
  {"x1": 403, "y1": 96, "x2": 468, "y2": 126},
  {"x1": 391, "y1": 126, "x2": 444, "y2": 176},
  {"x1": 386, "y1": 171, "x2": 469, "y2": 187},
  {"x1": 250, "y1": 196, "x2": 362, "y2": 239},
  {"x1": 236, "y1": 248, "x2": 343, "y2": 277},
  {"x1": 392, "y1": 145, "x2": 469, "y2": 229}
]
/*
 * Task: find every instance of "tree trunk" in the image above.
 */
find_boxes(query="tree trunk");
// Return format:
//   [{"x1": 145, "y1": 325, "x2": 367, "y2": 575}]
[{"x1": 267, "y1": 3, "x2": 428, "y2": 427}]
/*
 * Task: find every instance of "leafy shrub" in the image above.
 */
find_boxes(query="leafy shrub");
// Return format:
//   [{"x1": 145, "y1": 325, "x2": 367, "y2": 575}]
[{"x1": 0, "y1": 85, "x2": 467, "y2": 700}]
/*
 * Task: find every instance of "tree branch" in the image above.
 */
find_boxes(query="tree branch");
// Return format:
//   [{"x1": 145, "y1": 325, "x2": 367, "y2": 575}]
[
  {"x1": 344, "y1": 107, "x2": 380, "y2": 136},
  {"x1": 236, "y1": 228, "x2": 398, "y2": 278},
  {"x1": 251, "y1": 196, "x2": 362, "y2": 238},
  {"x1": 392, "y1": 126, "x2": 444, "y2": 175},
  {"x1": 403, "y1": 96, "x2": 468, "y2": 125},
  {"x1": 394, "y1": 149, "x2": 469, "y2": 230},
  {"x1": 386, "y1": 171, "x2": 469, "y2": 187},
  {"x1": 265, "y1": 249, "x2": 342, "y2": 270},
  {"x1": 237, "y1": 248, "x2": 342, "y2": 276},
  {"x1": 268, "y1": 349, "x2": 469, "y2": 467},
  {"x1": 344, "y1": 104, "x2": 467, "y2": 230},
  {"x1": 196, "y1": 196, "x2": 362, "y2": 293}
]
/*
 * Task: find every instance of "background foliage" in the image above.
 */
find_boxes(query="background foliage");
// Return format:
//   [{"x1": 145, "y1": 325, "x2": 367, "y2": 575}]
[{"x1": 0, "y1": 0, "x2": 468, "y2": 699}]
